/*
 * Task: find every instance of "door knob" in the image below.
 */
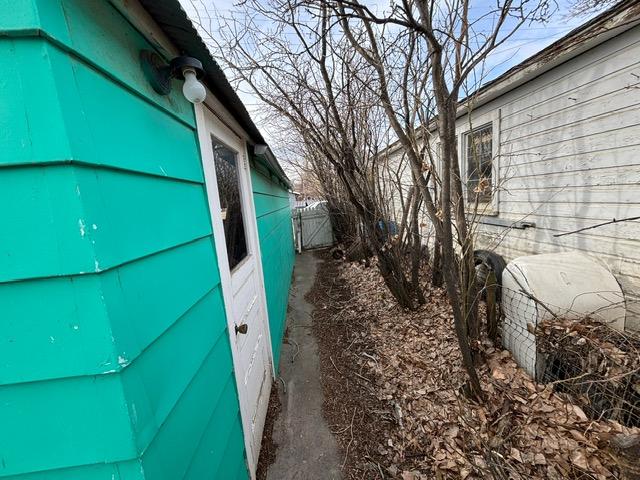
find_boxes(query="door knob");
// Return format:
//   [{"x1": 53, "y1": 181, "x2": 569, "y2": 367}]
[{"x1": 235, "y1": 323, "x2": 248, "y2": 335}]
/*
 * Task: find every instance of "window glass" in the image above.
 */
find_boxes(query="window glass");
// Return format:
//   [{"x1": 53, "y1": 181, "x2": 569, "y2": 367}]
[
  {"x1": 212, "y1": 138, "x2": 248, "y2": 270},
  {"x1": 466, "y1": 124, "x2": 493, "y2": 202}
]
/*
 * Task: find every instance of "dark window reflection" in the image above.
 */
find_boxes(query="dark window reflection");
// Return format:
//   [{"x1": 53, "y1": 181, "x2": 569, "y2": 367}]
[
  {"x1": 466, "y1": 124, "x2": 493, "y2": 202},
  {"x1": 213, "y1": 139, "x2": 248, "y2": 270}
]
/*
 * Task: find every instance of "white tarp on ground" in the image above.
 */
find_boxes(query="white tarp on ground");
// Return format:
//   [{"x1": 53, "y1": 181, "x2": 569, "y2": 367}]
[{"x1": 501, "y1": 251, "x2": 626, "y2": 378}]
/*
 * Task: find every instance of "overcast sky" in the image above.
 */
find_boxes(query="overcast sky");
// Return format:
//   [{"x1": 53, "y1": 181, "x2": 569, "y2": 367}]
[{"x1": 178, "y1": 0, "x2": 599, "y2": 155}]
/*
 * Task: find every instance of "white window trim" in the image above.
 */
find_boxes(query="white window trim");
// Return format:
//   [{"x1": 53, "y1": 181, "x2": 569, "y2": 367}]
[{"x1": 458, "y1": 112, "x2": 500, "y2": 216}]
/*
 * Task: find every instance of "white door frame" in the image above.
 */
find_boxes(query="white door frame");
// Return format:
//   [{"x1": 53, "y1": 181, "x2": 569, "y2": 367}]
[{"x1": 194, "y1": 103, "x2": 274, "y2": 478}]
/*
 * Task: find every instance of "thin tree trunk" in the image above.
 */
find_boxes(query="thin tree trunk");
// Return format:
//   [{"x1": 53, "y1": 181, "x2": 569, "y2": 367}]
[
  {"x1": 409, "y1": 189, "x2": 426, "y2": 305},
  {"x1": 436, "y1": 97, "x2": 483, "y2": 399},
  {"x1": 432, "y1": 235, "x2": 443, "y2": 287}
]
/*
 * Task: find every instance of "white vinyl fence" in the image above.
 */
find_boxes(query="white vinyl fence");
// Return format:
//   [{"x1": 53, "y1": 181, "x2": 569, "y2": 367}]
[{"x1": 295, "y1": 202, "x2": 334, "y2": 251}]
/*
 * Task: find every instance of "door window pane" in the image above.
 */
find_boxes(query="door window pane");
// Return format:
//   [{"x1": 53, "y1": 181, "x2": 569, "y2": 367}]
[{"x1": 212, "y1": 138, "x2": 248, "y2": 270}]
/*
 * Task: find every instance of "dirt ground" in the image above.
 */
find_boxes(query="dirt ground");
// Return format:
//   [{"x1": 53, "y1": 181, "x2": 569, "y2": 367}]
[
  {"x1": 306, "y1": 251, "x2": 639, "y2": 480},
  {"x1": 256, "y1": 381, "x2": 282, "y2": 480},
  {"x1": 306, "y1": 251, "x2": 391, "y2": 479}
]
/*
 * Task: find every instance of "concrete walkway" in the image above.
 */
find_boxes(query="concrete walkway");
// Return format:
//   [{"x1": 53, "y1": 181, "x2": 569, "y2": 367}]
[{"x1": 267, "y1": 253, "x2": 342, "y2": 480}]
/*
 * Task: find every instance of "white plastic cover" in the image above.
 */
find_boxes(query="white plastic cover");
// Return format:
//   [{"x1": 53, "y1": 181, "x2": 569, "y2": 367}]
[{"x1": 501, "y1": 251, "x2": 626, "y2": 378}]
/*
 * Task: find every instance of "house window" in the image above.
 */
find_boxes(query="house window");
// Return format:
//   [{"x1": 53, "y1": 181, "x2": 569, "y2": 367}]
[
  {"x1": 212, "y1": 138, "x2": 248, "y2": 270},
  {"x1": 465, "y1": 124, "x2": 493, "y2": 203}
]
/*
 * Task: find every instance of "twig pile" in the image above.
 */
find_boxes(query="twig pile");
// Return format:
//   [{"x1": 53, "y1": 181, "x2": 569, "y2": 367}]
[
  {"x1": 537, "y1": 318, "x2": 640, "y2": 428},
  {"x1": 312, "y1": 256, "x2": 640, "y2": 479}
]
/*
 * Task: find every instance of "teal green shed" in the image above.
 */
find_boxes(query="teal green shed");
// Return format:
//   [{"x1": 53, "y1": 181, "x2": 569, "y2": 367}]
[{"x1": 0, "y1": 0, "x2": 295, "y2": 478}]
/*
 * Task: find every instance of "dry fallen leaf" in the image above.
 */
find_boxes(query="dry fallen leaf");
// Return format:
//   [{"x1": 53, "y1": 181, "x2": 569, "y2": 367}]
[
  {"x1": 569, "y1": 429, "x2": 589, "y2": 444},
  {"x1": 510, "y1": 447, "x2": 523, "y2": 463},
  {"x1": 573, "y1": 405, "x2": 589, "y2": 422},
  {"x1": 311, "y1": 256, "x2": 629, "y2": 480},
  {"x1": 401, "y1": 471, "x2": 424, "y2": 480},
  {"x1": 491, "y1": 367, "x2": 507, "y2": 380},
  {"x1": 570, "y1": 450, "x2": 589, "y2": 470},
  {"x1": 534, "y1": 453, "x2": 547, "y2": 465}
]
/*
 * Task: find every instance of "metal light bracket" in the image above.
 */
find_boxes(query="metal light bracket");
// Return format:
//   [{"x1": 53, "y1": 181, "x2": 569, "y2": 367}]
[{"x1": 140, "y1": 50, "x2": 205, "y2": 96}]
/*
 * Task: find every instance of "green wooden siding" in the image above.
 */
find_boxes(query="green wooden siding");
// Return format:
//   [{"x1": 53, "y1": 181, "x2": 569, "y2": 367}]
[
  {"x1": 0, "y1": 0, "x2": 248, "y2": 478},
  {"x1": 251, "y1": 161, "x2": 295, "y2": 367}
]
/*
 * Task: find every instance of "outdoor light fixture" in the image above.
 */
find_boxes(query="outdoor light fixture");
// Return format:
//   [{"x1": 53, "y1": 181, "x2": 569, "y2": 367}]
[
  {"x1": 254, "y1": 144, "x2": 268, "y2": 155},
  {"x1": 140, "y1": 50, "x2": 206, "y2": 103}
]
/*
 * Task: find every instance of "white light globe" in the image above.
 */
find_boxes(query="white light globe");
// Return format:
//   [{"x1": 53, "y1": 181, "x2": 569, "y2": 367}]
[{"x1": 182, "y1": 68, "x2": 206, "y2": 103}]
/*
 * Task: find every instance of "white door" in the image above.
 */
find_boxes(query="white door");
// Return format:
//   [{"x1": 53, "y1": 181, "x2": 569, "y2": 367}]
[{"x1": 196, "y1": 104, "x2": 273, "y2": 477}]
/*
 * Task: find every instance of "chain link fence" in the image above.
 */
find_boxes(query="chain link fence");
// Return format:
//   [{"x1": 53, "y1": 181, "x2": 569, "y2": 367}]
[
  {"x1": 466, "y1": 281, "x2": 640, "y2": 479},
  {"x1": 499, "y1": 284, "x2": 640, "y2": 428}
]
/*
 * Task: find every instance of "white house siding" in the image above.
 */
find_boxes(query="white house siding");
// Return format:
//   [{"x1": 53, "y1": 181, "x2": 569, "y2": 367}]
[
  {"x1": 454, "y1": 24, "x2": 640, "y2": 330},
  {"x1": 382, "y1": 150, "x2": 413, "y2": 223},
  {"x1": 381, "y1": 148, "x2": 438, "y2": 256}
]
